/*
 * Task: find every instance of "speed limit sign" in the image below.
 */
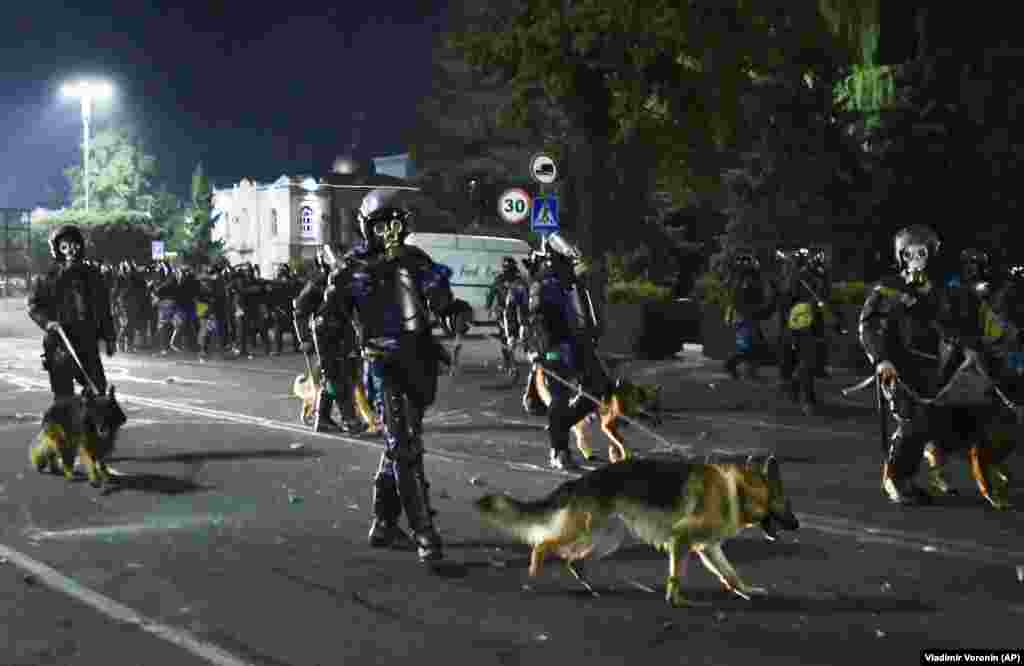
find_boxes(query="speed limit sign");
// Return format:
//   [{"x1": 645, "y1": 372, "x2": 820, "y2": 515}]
[{"x1": 498, "y1": 188, "x2": 531, "y2": 224}]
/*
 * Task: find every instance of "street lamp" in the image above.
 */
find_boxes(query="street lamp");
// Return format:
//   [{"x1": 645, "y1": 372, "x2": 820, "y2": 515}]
[{"x1": 61, "y1": 80, "x2": 114, "y2": 213}]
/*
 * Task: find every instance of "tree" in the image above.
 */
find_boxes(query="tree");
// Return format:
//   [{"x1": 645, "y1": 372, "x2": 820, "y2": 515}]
[
  {"x1": 449, "y1": 1, "x2": 853, "y2": 301},
  {"x1": 63, "y1": 125, "x2": 158, "y2": 212},
  {"x1": 181, "y1": 162, "x2": 223, "y2": 265}
]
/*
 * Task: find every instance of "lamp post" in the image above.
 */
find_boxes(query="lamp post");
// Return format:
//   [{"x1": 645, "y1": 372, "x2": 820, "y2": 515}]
[{"x1": 61, "y1": 80, "x2": 113, "y2": 213}]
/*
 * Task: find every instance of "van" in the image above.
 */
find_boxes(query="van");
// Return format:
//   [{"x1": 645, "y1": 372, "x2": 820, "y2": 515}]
[{"x1": 405, "y1": 232, "x2": 532, "y2": 324}]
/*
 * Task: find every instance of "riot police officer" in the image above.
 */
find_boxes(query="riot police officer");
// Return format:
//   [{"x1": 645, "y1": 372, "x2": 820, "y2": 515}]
[
  {"x1": 528, "y1": 232, "x2": 609, "y2": 470},
  {"x1": 860, "y1": 225, "x2": 991, "y2": 505},
  {"x1": 321, "y1": 188, "x2": 454, "y2": 562},
  {"x1": 26, "y1": 224, "x2": 116, "y2": 400}
]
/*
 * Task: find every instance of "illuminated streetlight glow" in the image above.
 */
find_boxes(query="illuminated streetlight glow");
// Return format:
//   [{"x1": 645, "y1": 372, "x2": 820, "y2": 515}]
[{"x1": 61, "y1": 79, "x2": 114, "y2": 212}]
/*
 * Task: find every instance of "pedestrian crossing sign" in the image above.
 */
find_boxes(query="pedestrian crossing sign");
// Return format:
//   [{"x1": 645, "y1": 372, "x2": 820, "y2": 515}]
[{"x1": 531, "y1": 196, "x2": 559, "y2": 233}]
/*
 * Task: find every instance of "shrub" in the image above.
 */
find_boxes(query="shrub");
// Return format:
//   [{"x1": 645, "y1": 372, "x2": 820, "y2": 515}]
[{"x1": 607, "y1": 280, "x2": 673, "y2": 304}]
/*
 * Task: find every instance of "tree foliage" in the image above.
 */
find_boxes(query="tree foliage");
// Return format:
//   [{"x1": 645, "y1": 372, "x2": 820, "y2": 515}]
[
  {"x1": 180, "y1": 162, "x2": 224, "y2": 265},
  {"x1": 447, "y1": 1, "x2": 857, "y2": 265},
  {"x1": 64, "y1": 125, "x2": 158, "y2": 212}
]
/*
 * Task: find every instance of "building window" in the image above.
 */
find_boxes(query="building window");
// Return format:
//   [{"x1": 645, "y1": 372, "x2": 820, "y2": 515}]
[
  {"x1": 270, "y1": 209, "x2": 279, "y2": 236},
  {"x1": 301, "y1": 206, "x2": 315, "y2": 238}
]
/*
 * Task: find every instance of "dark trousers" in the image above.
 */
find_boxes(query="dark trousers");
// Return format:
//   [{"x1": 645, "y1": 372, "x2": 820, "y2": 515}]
[{"x1": 43, "y1": 330, "x2": 107, "y2": 399}]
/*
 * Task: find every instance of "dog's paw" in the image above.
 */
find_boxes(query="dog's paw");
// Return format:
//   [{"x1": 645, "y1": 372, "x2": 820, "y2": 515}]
[
  {"x1": 665, "y1": 577, "x2": 708, "y2": 607},
  {"x1": 984, "y1": 494, "x2": 1013, "y2": 511},
  {"x1": 731, "y1": 584, "x2": 768, "y2": 600}
]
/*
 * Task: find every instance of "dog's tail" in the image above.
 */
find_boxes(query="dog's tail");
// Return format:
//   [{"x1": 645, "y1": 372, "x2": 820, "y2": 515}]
[{"x1": 474, "y1": 493, "x2": 562, "y2": 544}]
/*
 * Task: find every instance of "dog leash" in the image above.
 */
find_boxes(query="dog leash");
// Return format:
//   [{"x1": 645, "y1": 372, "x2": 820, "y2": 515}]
[
  {"x1": 536, "y1": 363, "x2": 676, "y2": 450},
  {"x1": 55, "y1": 324, "x2": 102, "y2": 395},
  {"x1": 842, "y1": 354, "x2": 1021, "y2": 411}
]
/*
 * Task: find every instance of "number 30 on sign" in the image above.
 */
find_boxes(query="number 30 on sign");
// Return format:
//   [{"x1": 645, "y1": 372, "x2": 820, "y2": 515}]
[{"x1": 498, "y1": 188, "x2": 531, "y2": 224}]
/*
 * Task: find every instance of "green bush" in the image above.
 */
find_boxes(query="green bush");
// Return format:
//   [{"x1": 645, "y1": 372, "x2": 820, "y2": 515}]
[{"x1": 607, "y1": 280, "x2": 673, "y2": 304}]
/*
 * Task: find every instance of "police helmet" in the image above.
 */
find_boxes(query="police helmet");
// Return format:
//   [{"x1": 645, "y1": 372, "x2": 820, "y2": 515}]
[
  {"x1": 894, "y1": 225, "x2": 941, "y2": 271},
  {"x1": 49, "y1": 224, "x2": 85, "y2": 260},
  {"x1": 356, "y1": 189, "x2": 415, "y2": 249},
  {"x1": 541, "y1": 232, "x2": 582, "y2": 263}
]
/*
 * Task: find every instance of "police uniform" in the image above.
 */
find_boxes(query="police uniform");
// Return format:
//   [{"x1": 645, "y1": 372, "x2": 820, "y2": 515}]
[{"x1": 26, "y1": 225, "x2": 116, "y2": 399}]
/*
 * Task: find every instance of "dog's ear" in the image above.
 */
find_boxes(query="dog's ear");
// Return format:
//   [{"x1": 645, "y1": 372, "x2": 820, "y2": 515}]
[
  {"x1": 614, "y1": 377, "x2": 624, "y2": 390},
  {"x1": 762, "y1": 455, "x2": 779, "y2": 479}
]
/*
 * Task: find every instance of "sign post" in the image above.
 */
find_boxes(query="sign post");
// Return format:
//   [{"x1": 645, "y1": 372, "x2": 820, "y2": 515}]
[
  {"x1": 528, "y1": 152, "x2": 560, "y2": 238},
  {"x1": 151, "y1": 240, "x2": 165, "y2": 260}
]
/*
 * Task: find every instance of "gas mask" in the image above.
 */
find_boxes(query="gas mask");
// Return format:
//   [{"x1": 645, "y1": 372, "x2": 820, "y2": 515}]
[
  {"x1": 59, "y1": 239, "x2": 83, "y2": 264},
  {"x1": 373, "y1": 217, "x2": 406, "y2": 254},
  {"x1": 900, "y1": 244, "x2": 930, "y2": 286},
  {"x1": 894, "y1": 225, "x2": 940, "y2": 288}
]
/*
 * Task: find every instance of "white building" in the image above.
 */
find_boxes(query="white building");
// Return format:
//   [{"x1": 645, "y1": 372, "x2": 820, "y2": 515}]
[{"x1": 211, "y1": 153, "x2": 420, "y2": 276}]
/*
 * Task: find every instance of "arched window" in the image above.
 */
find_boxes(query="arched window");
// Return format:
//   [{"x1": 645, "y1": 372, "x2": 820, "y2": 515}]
[
  {"x1": 270, "y1": 209, "x2": 279, "y2": 236},
  {"x1": 301, "y1": 206, "x2": 315, "y2": 237}
]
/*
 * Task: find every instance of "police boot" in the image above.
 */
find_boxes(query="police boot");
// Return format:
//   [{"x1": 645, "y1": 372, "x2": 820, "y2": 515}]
[
  {"x1": 368, "y1": 470, "x2": 412, "y2": 548},
  {"x1": 397, "y1": 457, "x2": 443, "y2": 562},
  {"x1": 881, "y1": 453, "x2": 931, "y2": 506},
  {"x1": 724, "y1": 355, "x2": 740, "y2": 380},
  {"x1": 169, "y1": 324, "x2": 185, "y2": 353},
  {"x1": 313, "y1": 388, "x2": 339, "y2": 433},
  {"x1": 923, "y1": 442, "x2": 958, "y2": 497}
]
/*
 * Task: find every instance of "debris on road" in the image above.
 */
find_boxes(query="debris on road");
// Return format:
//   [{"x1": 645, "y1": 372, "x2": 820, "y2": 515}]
[
  {"x1": 289, "y1": 442, "x2": 306, "y2": 450},
  {"x1": 874, "y1": 629, "x2": 886, "y2": 638},
  {"x1": 922, "y1": 545, "x2": 937, "y2": 553},
  {"x1": 1017, "y1": 565, "x2": 1023, "y2": 583},
  {"x1": 469, "y1": 476, "x2": 485, "y2": 486},
  {"x1": 22, "y1": 573, "x2": 38, "y2": 586},
  {"x1": 438, "y1": 488, "x2": 451, "y2": 499},
  {"x1": 165, "y1": 377, "x2": 176, "y2": 384}
]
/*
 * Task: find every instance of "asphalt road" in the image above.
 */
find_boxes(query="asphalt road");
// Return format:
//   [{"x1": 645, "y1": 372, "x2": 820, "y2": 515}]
[{"x1": 1, "y1": 298, "x2": 1023, "y2": 665}]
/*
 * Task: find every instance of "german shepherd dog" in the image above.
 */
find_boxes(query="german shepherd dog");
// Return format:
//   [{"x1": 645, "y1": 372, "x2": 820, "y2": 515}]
[
  {"x1": 293, "y1": 365, "x2": 381, "y2": 435},
  {"x1": 528, "y1": 367, "x2": 663, "y2": 463},
  {"x1": 29, "y1": 386, "x2": 127, "y2": 488},
  {"x1": 475, "y1": 456, "x2": 800, "y2": 607}
]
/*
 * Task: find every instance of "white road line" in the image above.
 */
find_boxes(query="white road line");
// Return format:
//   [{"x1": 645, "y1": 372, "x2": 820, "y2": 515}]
[
  {"x1": 0, "y1": 543, "x2": 257, "y2": 666},
  {"x1": 24, "y1": 514, "x2": 229, "y2": 541},
  {"x1": 1, "y1": 371, "x2": 1019, "y2": 566}
]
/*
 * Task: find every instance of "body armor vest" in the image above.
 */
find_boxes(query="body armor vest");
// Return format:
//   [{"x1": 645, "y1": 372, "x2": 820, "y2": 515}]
[
  {"x1": 360, "y1": 257, "x2": 430, "y2": 340},
  {"x1": 58, "y1": 264, "x2": 96, "y2": 326}
]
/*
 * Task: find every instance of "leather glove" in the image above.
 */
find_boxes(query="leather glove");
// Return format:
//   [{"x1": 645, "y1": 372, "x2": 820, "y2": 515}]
[
  {"x1": 300, "y1": 340, "x2": 314, "y2": 355},
  {"x1": 105, "y1": 338, "x2": 116, "y2": 357},
  {"x1": 877, "y1": 360, "x2": 898, "y2": 388}
]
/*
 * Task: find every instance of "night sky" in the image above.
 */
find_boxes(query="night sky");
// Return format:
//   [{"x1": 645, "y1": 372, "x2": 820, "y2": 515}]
[{"x1": 0, "y1": 1, "x2": 449, "y2": 208}]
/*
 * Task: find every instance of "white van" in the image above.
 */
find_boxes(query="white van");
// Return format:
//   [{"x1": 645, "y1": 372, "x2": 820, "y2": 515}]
[{"x1": 405, "y1": 232, "x2": 532, "y2": 324}]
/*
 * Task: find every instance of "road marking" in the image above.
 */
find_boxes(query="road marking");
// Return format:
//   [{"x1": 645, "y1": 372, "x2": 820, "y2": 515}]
[
  {"x1": 797, "y1": 512, "x2": 1024, "y2": 565},
  {"x1": 1, "y1": 371, "x2": 1019, "y2": 566},
  {"x1": 24, "y1": 514, "x2": 229, "y2": 541},
  {"x1": 0, "y1": 543, "x2": 257, "y2": 666}
]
